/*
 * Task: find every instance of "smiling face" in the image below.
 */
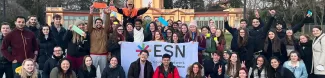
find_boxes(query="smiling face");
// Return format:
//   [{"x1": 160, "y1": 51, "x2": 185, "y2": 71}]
[
  {"x1": 181, "y1": 25, "x2": 188, "y2": 33},
  {"x1": 42, "y1": 26, "x2": 50, "y2": 35},
  {"x1": 95, "y1": 20, "x2": 103, "y2": 28},
  {"x1": 53, "y1": 18, "x2": 61, "y2": 25},
  {"x1": 240, "y1": 21, "x2": 247, "y2": 28},
  {"x1": 85, "y1": 57, "x2": 92, "y2": 67},
  {"x1": 117, "y1": 26, "x2": 124, "y2": 34},
  {"x1": 15, "y1": 18, "x2": 25, "y2": 29},
  {"x1": 173, "y1": 23, "x2": 178, "y2": 29},
  {"x1": 290, "y1": 53, "x2": 299, "y2": 62},
  {"x1": 110, "y1": 57, "x2": 118, "y2": 67},
  {"x1": 312, "y1": 28, "x2": 322, "y2": 37},
  {"x1": 53, "y1": 47, "x2": 62, "y2": 57},
  {"x1": 77, "y1": 24, "x2": 85, "y2": 30},
  {"x1": 239, "y1": 70, "x2": 247, "y2": 78},
  {"x1": 210, "y1": 26, "x2": 216, "y2": 34},
  {"x1": 252, "y1": 19, "x2": 260, "y2": 27},
  {"x1": 172, "y1": 33, "x2": 179, "y2": 42},
  {"x1": 29, "y1": 17, "x2": 37, "y2": 25},
  {"x1": 162, "y1": 58, "x2": 170, "y2": 66},
  {"x1": 150, "y1": 23, "x2": 156, "y2": 32},
  {"x1": 126, "y1": 25, "x2": 133, "y2": 32},
  {"x1": 155, "y1": 31, "x2": 161, "y2": 40},
  {"x1": 271, "y1": 59, "x2": 280, "y2": 69},
  {"x1": 61, "y1": 60, "x2": 70, "y2": 71},
  {"x1": 299, "y1": 35, "x2": 308, "y2": 43},
  {"x1": 189, "y1": 25, "x2": 196, "y2": 32},
  {"x1": 201, "y1": 28, "x2": 209, "y2": 35},
  {"x1": 286, "y1": 30, "x2": 293, "y2": 36},
  {"x1": 192, "y1": 64, "x2": 200, "y2": 74},
  {"x1": 268, "y1": 31, "x2": 275, "y2": 40},
  {"x1": 230, "y1": 54, "x2": 238, "y2": 63},
  {"x1": 166, "y1": 30, "x2": 172, "y2": 37},
  {"x1": 1, "y1": 25, "x2": 10, "y2": 34},
  {"x1": 139, "y1": 52, "x2": 148, "y2": 61},
  {"x1": 215, "y1": 29, "x2": 222, "y2": 37},
  {"x1": 276, "y1": 24, "x2": 282, "y2": 30},
  {"x1": 239, "y1": 29, "x2": 245, "y2": 37},
  {"x1": 256, "y1": 57, "x2": 264, "y2": 67},
  {"x1": 23, "y1": 60, "x2": 35, "y2": 72},
  {"x1": 135, "y1": 21, "x2": 142, "y2": 30},
  {"x1": 223, "y1": 53, "x2": 229, "y2": 60}
]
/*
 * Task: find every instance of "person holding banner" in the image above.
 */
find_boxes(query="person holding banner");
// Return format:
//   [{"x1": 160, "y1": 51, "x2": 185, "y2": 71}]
[
  {"x1": 127, "y1": 50, "x2": 154, "y2": 78},
  {"x1": 125, "y1": 23, "x2": 134, "y2": 42},
  {"x1": 203, "y1": 52, "x2": 226, "y2": 78},
  {"x1": 171, "y1": 33, "x2": 183, "y2": 43},
  {"x1": 133, "y1": 19, "x2": 146, "y2": 42},
  {"x1": 153, "y1": 54, "x2": 180, "y2": 78},
  {"x1": 64, "y1": 20, "x2": 90, "y2": 71},
  {"x1": 165, "y1": 29, "x2": 173, "y2": 43},
  {"x1": 152, "y1": 30, "x2": 165, "y2": 42},
  {"x1": 186, "y1": 62, "x2": 205, "y2": 78},
  {"x1": 101, "y1": 56, "x2": 126, "y2": 78}
]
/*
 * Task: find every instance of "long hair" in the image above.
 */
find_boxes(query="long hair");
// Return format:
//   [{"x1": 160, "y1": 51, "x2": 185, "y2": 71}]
[
  {"x1": 57, "y1": 58, "x2": 73, "y2": 78},
  {"x1": 19, "y1": 59, "x2": 38, "y2": 78},
  {"x1": 237, "y1": 28, "x2": 249, "y2": 48},
  {"x1": 71, "y1": 24, "x2": 85, "y2": 44},
  {"x1": 187, "y1": 62, "x2": 204, "y2": 78},
  {"x1": 288, "y1": 51, "x2": 301, "y2": 61},
  {"x1": 215, "y1": 28, "x2": 226, "y2": 44},
  {"x1": 250, "y1": 55, "x2": 271, "y2": 78},
  {"x1": 283, "y1": 29, "x2": 295, "y2": 45},
  {"x1": 171, "y1": 32, "x2": 181, "y2": 43},
  {"x1": 110, "y1": 25, "x2": 126, "y2": 43},
  {"x1": 226, "y1": 53, "x2": 241, "y2": 77},
  {"x1": 82, "y1": 55, "x2": 93, "y2": 71},
  {"x1": 153, "y1": 30, "x2": 164, "y2": 41},
  {"x1": 188, "y1": 25, "x2": 200, "y2": 41},
  {"x1": 264, "y1": 30, "x2": 281, "y2": 53},
  {"x1": 39, "y1": 25, "x2": 54, "y2": 40}
]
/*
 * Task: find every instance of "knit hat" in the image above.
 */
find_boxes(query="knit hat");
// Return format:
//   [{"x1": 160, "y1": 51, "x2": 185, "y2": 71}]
[
  {"x1": 189, "y1": 20, "x2": 197, "y2": 27},
  {"x1": 74, "y1": 19, "x2": 84, "y2": 26},
  {"x1": 127, "y1": 0, "x2": 134, "y2": 4}
]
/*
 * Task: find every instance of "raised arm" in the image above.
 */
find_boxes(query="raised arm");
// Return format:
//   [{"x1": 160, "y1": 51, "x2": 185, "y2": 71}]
[
  {"x1": 88, "y1": 6, "x2": 94, "y2": 33},
  {"x1": 104, "y1": 7, "x2": 111, "y2": 34},
  {"x1": 137, "y1": 2, "x2": 151, "y2": 16},
  {"x1": 292, "y1": 14, "x2": 311, "y2": 33},
  {"x1": 260, "y1": 10, "x2": 276, "y2": 38}
]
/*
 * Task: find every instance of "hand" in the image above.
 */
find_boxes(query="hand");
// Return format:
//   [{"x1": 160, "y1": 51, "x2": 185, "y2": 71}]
[
  {"x1": 306, "y1": 14, "x2": 311, "y2": 17},
  {"x1": 269, "y1": 10, "x2": 276, "y2": 16},
  {"x1": 90, "y1": 6, "x2": 94, "y2": 14},
  {"x1": 164, "y1": 27, "x2": 168, "y2": 31},
  {"x1": 218, "y1": 65, "x2": 222, "y2": 75},
  {"x1": 82, "y1": 32, "x2": 86, "y2": 37},
  {"x1": 224, "y1": 15, "x2": 228, "y2": 21},
  {"x1": 215, "y1": 40, "x2": 219, "y2": 44},
  {"x1": 148, "y1": 2, "x2": 152, "y2": 8},
  {"x1": 104, "y1": 7, "x2": 111, "y2": 14},
  {"x1": 118, "y1": 41, "x2": 122, "y2": 44},
  {"x1": 241, "y1": 61, "x2": 246, "y2": 68},
  {"x1": 255, "y1": 9, "x2": 260, "y2": 18},
  {"x1": 13, "y1": 60, "x2": 17, "y2": 63},
  {"x1": 68, "y1": 25, "x2": 73, "y2": 30},
  {"x1": 109, "y1": 0, "x2": 114, "y2": 6}
]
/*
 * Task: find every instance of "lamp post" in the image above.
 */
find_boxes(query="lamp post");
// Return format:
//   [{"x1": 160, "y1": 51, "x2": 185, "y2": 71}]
[
  {"x1": 2, "y1": 0, "x2": 6, "y2": 22},
  {"x1": 243, "y1": 0, "x2": 247, "y2": 19}
]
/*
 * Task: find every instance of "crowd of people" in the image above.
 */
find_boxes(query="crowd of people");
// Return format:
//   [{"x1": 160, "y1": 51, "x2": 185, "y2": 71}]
[{"x1": 0, "y1": 0, "x2": 325, "y2": 78}]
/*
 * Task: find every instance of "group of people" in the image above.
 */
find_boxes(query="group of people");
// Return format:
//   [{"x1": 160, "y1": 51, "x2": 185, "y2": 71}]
[{"x1": 0, "y1": 0, "x2": 325, "y2": 78}]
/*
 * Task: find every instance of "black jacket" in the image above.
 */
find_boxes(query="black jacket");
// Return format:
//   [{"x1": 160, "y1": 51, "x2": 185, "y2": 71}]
[
  {"x1": 101, "y1": 65, "x2": 126, "y2": 78},
  {"x1": 50, "y1": 24, "x2": 67, "y2": 50},
  {"x1": 24, "y1": 26, "x2": 40, "y2": 38},
  {"x1": 249, "y1": 17, "x2": 275, "y2": 52},
  {"x1": 0, "y1": 34, "x2": 10, "y2": 64},
  {"x1": 127, "y1": 59, "x2": 154, "y2": 78},
  {"x1": 203, "y1": 59, "x2": 226, "y2": 78},
  {"x1": 63, "y1": 30, "x2": 90, "y2": 57},
  {"x1": 300, "y1": 40, "x2": 313, "y2": 74},
  {"x1": 276, "y1": 17, "x2": 309, "y2": 39},
  {"x1": 37, "y1": 36, "x2": 57, "y2": 70},
  {"x1": 225, "y1": 18, "x2": 264, "y2": 52},
  {"x1": 237, "y1": 37, "x2": 254, "y2": 62},
  {"x1": 42, "y1": 55, "x2": 64, "y2": 78},
  {"x1": 272, "y1": 66, "x2": 295, "y2": 78},
  {"x1": 78, "y1": 65, "x2": 97, "y2": 78}
]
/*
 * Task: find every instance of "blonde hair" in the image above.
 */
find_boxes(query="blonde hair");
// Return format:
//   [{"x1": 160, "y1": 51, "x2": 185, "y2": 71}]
[
  {"x1": 19, "y1": 58, "x2": 38, "y2": 78},
  {"x1": 72, "y1": 32, "x2": 84, "y2": 43}
]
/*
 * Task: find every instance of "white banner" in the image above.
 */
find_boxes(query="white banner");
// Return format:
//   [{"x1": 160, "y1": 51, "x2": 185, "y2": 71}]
[{"x1": 121, "y1": 41, "x2": 198, "y2": 78}]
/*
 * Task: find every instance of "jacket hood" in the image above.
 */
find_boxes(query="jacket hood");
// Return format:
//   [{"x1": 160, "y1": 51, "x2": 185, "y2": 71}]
[{"x1": 186, "y1": 64, "x2": 205, "y2": 76}]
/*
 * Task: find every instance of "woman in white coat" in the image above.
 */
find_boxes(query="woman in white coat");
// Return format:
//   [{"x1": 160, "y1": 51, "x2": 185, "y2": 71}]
[{"x1": 312, "y1": 26, "x2": 325, "y2": 78}]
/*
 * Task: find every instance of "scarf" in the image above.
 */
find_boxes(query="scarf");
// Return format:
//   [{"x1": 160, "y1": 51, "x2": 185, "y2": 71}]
[{"x1": 133, "y1": 28, "x2": 144, "y2": 42}]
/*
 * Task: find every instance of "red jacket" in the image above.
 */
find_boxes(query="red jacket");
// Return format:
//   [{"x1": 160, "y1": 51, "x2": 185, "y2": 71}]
[
  {"x1": 1, "y1": 28, "x2": 39, "y2": 63},
  {"x1": 153, "y1": 66, "x2": 180, "y2": 78}
]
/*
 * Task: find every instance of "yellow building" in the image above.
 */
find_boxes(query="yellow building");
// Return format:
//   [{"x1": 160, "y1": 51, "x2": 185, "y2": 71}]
[{"x1": 45, "y1": 0, "x2": 243, "y2": 28}]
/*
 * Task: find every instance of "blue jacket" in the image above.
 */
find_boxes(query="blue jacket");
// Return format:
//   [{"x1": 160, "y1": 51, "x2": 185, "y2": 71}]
[{"x1": 283, "y1": 60, "x2": 308, "y2": 78}]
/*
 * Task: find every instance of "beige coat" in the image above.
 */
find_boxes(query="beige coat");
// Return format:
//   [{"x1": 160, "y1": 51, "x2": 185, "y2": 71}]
[{"x1": 312, "y1": 33, "x2": 325, "y2": 75}]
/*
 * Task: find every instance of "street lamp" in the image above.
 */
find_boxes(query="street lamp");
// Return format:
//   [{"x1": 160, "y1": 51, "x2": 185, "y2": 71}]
[
  {"x1": 243, "y1": 0, "x2": 247, "y2": 19},
  {"x1": 2, "y1": 0, "x2": 6, "y2": 22}
]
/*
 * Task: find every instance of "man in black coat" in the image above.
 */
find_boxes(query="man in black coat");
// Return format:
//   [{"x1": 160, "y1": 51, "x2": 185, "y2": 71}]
[
  {"x1": 128, "y1": 50, "x2": 154, "y2": 78},
  {"x1": 203, "y1": 52, "x2": 226, "y2": 78},
  {"x1": 42, "y1": 46, "x2": 65, "y2": 78}
]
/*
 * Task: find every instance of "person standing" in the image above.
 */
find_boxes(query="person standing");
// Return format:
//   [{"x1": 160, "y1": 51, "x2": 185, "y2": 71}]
[
  {"x1": 25, "y1": 15, "x2": 40, "y2": 37},
  {"x1": 50, "y1": 14, "x2": 67, "y2": 53},
  {"x1": 311, "y1": 26, "x2": 325, "y2": 78},
  {"x1": 37, "y1": 25, "x2": 57, "y2": 72},
  {"x1": 88, "y1": 6, "x2": 111, "y2": 74},
  {"x1": 0, "y1": 22, "x2": 13, "y2": 78},
  {"x1": 133, "y1": 19, "x2": 146, "y2": 42},
  {"x1": 128, "y1": 50, "x2": 154, "y2": 78},
  {"x1": 1, "y1": 16, "x2": 39, "y2": 71}
]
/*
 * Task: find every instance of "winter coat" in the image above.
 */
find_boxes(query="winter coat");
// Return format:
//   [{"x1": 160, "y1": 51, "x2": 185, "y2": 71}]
[
  {"x1": 0, "y1": 33, "x2": 10, "y2": 65},
  {"x1": 42, "y1": 55, "x2": 65, "y2": 78},
  {"x1": 203, "y1": 59, "x2": 226, "y2": 78},
  {"x1": 271, "y1": 66, "x2": 295, "y2": 78},
  {"x1": 63, "y1": 30, "x2": 90, "y2": 57},
  {"x1": 153, "y1": 63, "x2": 180, "y2": 78},
  {"x1": 300, "y1": 40, "x2": 313, "y2": 74},
  {"x1": 127, "y1": 59, "x2": 154, "y2": 78},
  {"x1": 249, "y1": 17, "x2": 274, "y2": 52},
  {"x1": 283, "y1": 60, "x2": 308, "y2": 78},
  {"x1": 50, "y1": 24, "x2": 67, "y2": 50},
  {"x1": 37, "y1": 36, "x2": 57, "y2": 70},
  {"x1": 78, "y1": 65, "x2": 97, "y2": 78},
  {"x1": 50, "y1": 67, "x2": 77, "y2": 78},
  {"x1": 101, "y1": 64, "x2": 126, "y2": 78},
  {"x1": 312, "y1": 33, "x2": 325, "y2": 75}
]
